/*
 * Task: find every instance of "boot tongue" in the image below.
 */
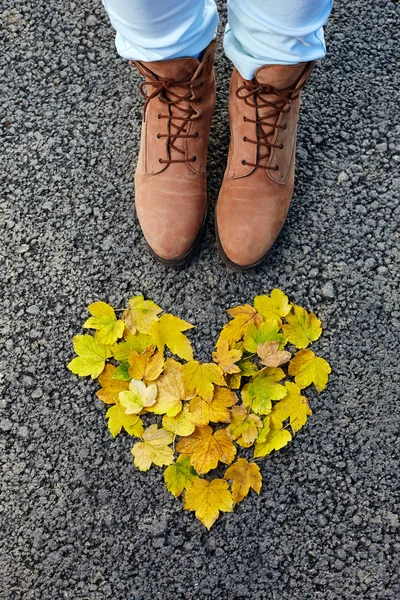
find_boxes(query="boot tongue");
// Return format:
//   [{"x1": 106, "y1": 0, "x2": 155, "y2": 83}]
[
  {"x1": 254, "y1": 62, "x2": 307, "y2": 90},
  {"x1": 141, "y1": 57, "x2": 200, "y2": 82}
]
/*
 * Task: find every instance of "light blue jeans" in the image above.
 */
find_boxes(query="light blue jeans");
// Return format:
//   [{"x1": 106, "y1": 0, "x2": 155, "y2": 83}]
[{"x1": 102, "y1": 0, "x2": 333, "y2": 79}]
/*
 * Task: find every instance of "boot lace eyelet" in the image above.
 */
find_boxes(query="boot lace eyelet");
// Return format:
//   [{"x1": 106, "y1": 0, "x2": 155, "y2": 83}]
[
  {"x1": 243, "y1": 116, "x2": 247, "y2": 122},
  {"x1": 242, "y1": 160, "x2": 247, "y2": 165},
  {"x1": 243, "y1": 136, "x2": 247, "y2": 142},
  {"x1": 192, "y1": 156, "x2": 197, "y2": 162},
  {"x1": 194, "y1": 132, "x2": 199, "y2": 138},
  {"x1": 159, "y1": 158, "x2": 163, "y2": 163},
  {"x1": 157, "y1": 114, "x2": 162, "y2": 119},
  {"x1": 157, "y1": 134, "x2": 161, "y2": 139},
  {"x1": 280, "y1": 143, "x2": 284, "y2": 149},
  {"x1": 274, "y1": 165, "x2": 279, "y2": 171}
]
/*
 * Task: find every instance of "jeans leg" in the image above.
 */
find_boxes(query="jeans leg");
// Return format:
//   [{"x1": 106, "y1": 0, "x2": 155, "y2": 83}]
[
  {"x1": 224, "y1": 0, "x2": 333, "y2": 79},
  {"x1": 101, "y1": 0, "x2": 219, "y2": 62}
]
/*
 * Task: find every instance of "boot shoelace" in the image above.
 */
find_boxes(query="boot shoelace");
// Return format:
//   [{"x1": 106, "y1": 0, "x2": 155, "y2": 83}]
[
  {"x1": 140, "y1": 75, "x2": 204, "y2": 165},
  {"x1": 236, "y1": 80, "x2": 305, "y2": 170}
]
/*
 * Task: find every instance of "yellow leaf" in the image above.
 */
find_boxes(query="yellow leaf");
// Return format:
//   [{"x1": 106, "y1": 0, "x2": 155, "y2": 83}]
[
  {"x1": 131, "y1": 424, "x2": 174, "y2": 471},
  {"x1": 224, "y1": 458, "x2": 262, "y2": 505},
  {"x1": 242, "y1": 368, "x2": 287, "y2": 415},
  {"x1": 218, "y1": 304, "x2": 263, "y2": 345},
  {"x1": 162, "y1": 405, "x2": 196, "y2": 437},
  {"x1": 253, "y1": 417, "x2": 292, "y2": 458},
  {"x1": 83, "y1": 301, "x2": 125, "y2": 346},
  {"x1": 188, "y1": 386, "x2": 238, "y2": 426},
  {"x1": 128, "y1": 346, "x2": 164, "y2": 383},
  {"x1": 111, "y1": 330, "x2": 153, "y2": 362},
  {"x1": 68, "y1": 334, "x2": 107, "y2": 379},
  {"x1": 122, "y1": 295, "x2": 162, "y2": 334},
  {"x1": 105, "y1": 404, "x2": 144, "y2": 438},
  {"x1": 282, "y1": 305, "x2": 322, "y2": 349},
  {"x1": 257, "y1": 341, "x2": 291, "y2": 367},
  {"x1": 182, "y1": 361, "x2": 226, "y2": 402},
  {"x1": 271, "y1": 381, "x2": 312, "y2": 433},
  {"x1": 96, "y1": 364, "x2": 129, "y2": 404},
  {"x1": 176, "y1": 425, "x2": 236, "y2": 475},
  {"x1": 227, "y1": 405, "x2": 263, "y2": 448},
  {"x1": 151, "y1": 313, "x2": 194, "y2": 361},
  {"x1": 118, "y1": 379, "x2": 157, "y2": 414},
  {"x1": 244, "y1": 321, "x2": 287, "y2": 353},
  {"x1": 164, "y1": 456, "x2": 198, "y2": 498},
  {"x1": 151, "y1": 358, "x2": 192, "y2": 417},
  {"x1": 288, "y1": 349, "x2": 331, "y2": 392},
  {"x1": 212, "y1": 339, "x2": 242, "y2": 374},
  {"x1": 184, "y1": 478, "x2": 233, "y2": 530},
  {"x1": 253, "y1": 288, "x2": 290, "y2": 324}
]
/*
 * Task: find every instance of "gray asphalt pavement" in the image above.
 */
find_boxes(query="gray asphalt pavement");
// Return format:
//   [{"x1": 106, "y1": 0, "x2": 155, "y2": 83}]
[{"x1": 1, "y1": 0, "x2": 399, "y2": 598}]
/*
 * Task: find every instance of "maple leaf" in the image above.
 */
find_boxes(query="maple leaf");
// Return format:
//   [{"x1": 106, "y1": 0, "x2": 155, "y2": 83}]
[
  {"x1": 118, "y1": 379, "x2": 157, "y2": 415},
  {"x1": 257, "y1": 341, "x2": 291, "y2": 367},
  {"x1": 212, "y1": 340, "x2": 242, "y2": 374},
  {"x1": 112, "y1": 363, "x2": 131, "y2": 381},
  {"x1": 122, "y1": 294, "x2": 162, "y2": 335},
  {"x1": 105, "y1": 404, "x2": 144, "y2": 438},
  {"x1": 68, "y1": 334, "x2": 107, "y2": 379},
  {"x1": 128, "y1": 346, "x2": 164, "y2": 384},
  {"x1": 151, "y1": 313, "x2": 194, "y2": 361},
  {"x1": 282, "y1": 305, "x2": 322, "y2": 349},
  {"x1": 164, "y1": 456, "x2": 198, "y2": 498},
  {"x1": 253, "y1": 416, "x2": 292, "y2": 458},
  {"x1": 227, "y1": 405, "x2": 263, "y2": 448},
  {"x1": 218, "y1": 304, "x2": 263, "y2": 345},
  {"x1": 184, "y1": 478, "x2": 233, "y2": 530},
  {"x1": 151, "y1": 358, "x2": 192, "y2": 417},
  {"x1": 227, "y1": 358, "x2": 259, "y2": 389},
  {"x1": 253, "y1": 288, "x2": 290, "y2": 325},
  {"x1": 288, "y1": 349, "x2": 331, "y2": 392},
  {"x1": 188, "y1": 386, "x2": 238, "y2": 426},
  {"x1": 111, "y1": 330, "x2": 153, "y2": 362},
  {"x1": 176, "y1": 425, "x2": 236, "y2": 475},
  {"x1": 244, "y1": 321, "x2": 287, "y2": 353},
  {"x1": 83, "y1": 301, "x2": 125, "y2": 346},
  {"x1": 182, "y1": 361, "x2": 226, "y2": 402},
  {"x1": 162, "y1": 404, "x2": 196, "y2": 437},
  {"x1": 131, "y1": 424, "x2": 174, "y2": 471},
  {"x1": 242, "y1": 368, "x2": 287, "y2": 415},
  {"x1": 271, "y1": 382, "x2": 312, "y2": 433},
  {"x1": 224, "y1": 458, "x2": 262, "y2": 505},
  {"x1": 96, "y1": 364, "x2": 129, "y2": 404}
]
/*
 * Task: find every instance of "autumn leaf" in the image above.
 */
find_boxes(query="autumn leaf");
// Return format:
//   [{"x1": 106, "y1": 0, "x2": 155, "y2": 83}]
[
  {"x1": 122, "y1": 295, "x2": 162, "y2": 334},
  {"x1": 128, "y1": 346, "x2": 164, "y2": 384},
  {"x1": 96, "y1": 364, "x2": 129, "y2": 404},
  {"x1": 212, "y1": 339, "x2": 242, "y2": 374},
  {"x1": 105, "y1": 404, "x2": 144, "y2": 438},
  {"x1": 242, "y1": 368, "x2": 287, "y2": 415},
  {"x1": 188, "y1": 386, "x2": 238, "y2": 426},
  {"x1": 176, "y1": 425, "x2": 236, "y2": 475},
  {"x1": 118, "y1": 379, "x2": 157, "y2": 415},
  {"x1": 83, "y1": 301, "x2": 125, "y2": 346},
  {"x1": 227, "y1": 358, "x2": 259, "y2": 389},
  {"x1": 151, "y1": 358, "x2": 192, "y2": 417},
  {"x1": 271, "y1": 381, "x2": 312, "y2": 433},
  {"x1": 227, "y1": 405, "x2": 263, "y2": 448},
  {"x1": 162, "y1": 404, "x2": 196, "y2": 437},
  {"x1": 224, "y1": 458, "x2": 262, "y2": 505},
  {"x1": 253, "y1": 416, "x2": 292, "y2": 458},
  {"x1": 288, "y1": 349, "x2": 331, "y2": 392},
  {"x1": 254, "y1": 288, "x2": 290, "y2": 325},
  {"x1": 111, "y1": 330, "x2": 153, "y2": 362},
  {"x1": 164, "y1": 456, "x2": 198, "y2": 498},
  {"x1": 257, "y1": 341, "x2": 291, "y2": 367},
  {"x1": 282, "y1": 305, "x2": 322, "y2": 349},
  {"x1": 112, "y1": 363, "x2": 131, "y2": 381},
  {"x1": 218, "y1": 304, "x2": 263, "y2": 345},
  {"x1": 68, "y1": 334, "x2": 107, "y2": 379},
  {"x1": 151, "y1": 313, "x2": 194, "y2": 361},
  {"x1": 184, "y1": 478, "x2": 233, "y2": 529},
  {"x1": 244, "y1": 321, "x2": 286, "y2": 353},
  {"x1": 131, "y1": 424, "x2": 174, "y2": 471},
  {"x1": 182, "y1": 361, "x2": 226, "y2": 402}
]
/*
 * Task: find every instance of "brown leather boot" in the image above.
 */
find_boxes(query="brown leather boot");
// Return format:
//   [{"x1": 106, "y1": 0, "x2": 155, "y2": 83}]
[
  {"x1": 216, "y1": 61, "x2": 316, "y2": 271},
  {"x1": 132, "y1": 41, "x2": 216, "y2": 266}
]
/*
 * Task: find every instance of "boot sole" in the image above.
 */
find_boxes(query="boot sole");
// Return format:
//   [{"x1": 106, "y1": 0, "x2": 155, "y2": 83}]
[{"x1": 215, "y1": 221, "x2": 268, "y2": 272}]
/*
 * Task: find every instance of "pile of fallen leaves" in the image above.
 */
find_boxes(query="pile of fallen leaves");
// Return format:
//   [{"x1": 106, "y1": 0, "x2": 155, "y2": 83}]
[{"x1": 68, "y1": 289, "x2": 330, "y2": 529}]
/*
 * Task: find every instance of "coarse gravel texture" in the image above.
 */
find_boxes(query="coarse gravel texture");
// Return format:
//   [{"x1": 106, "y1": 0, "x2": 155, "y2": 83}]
[{"x1": 1, "y1": 0, "x2": 399, "y2": 598}]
